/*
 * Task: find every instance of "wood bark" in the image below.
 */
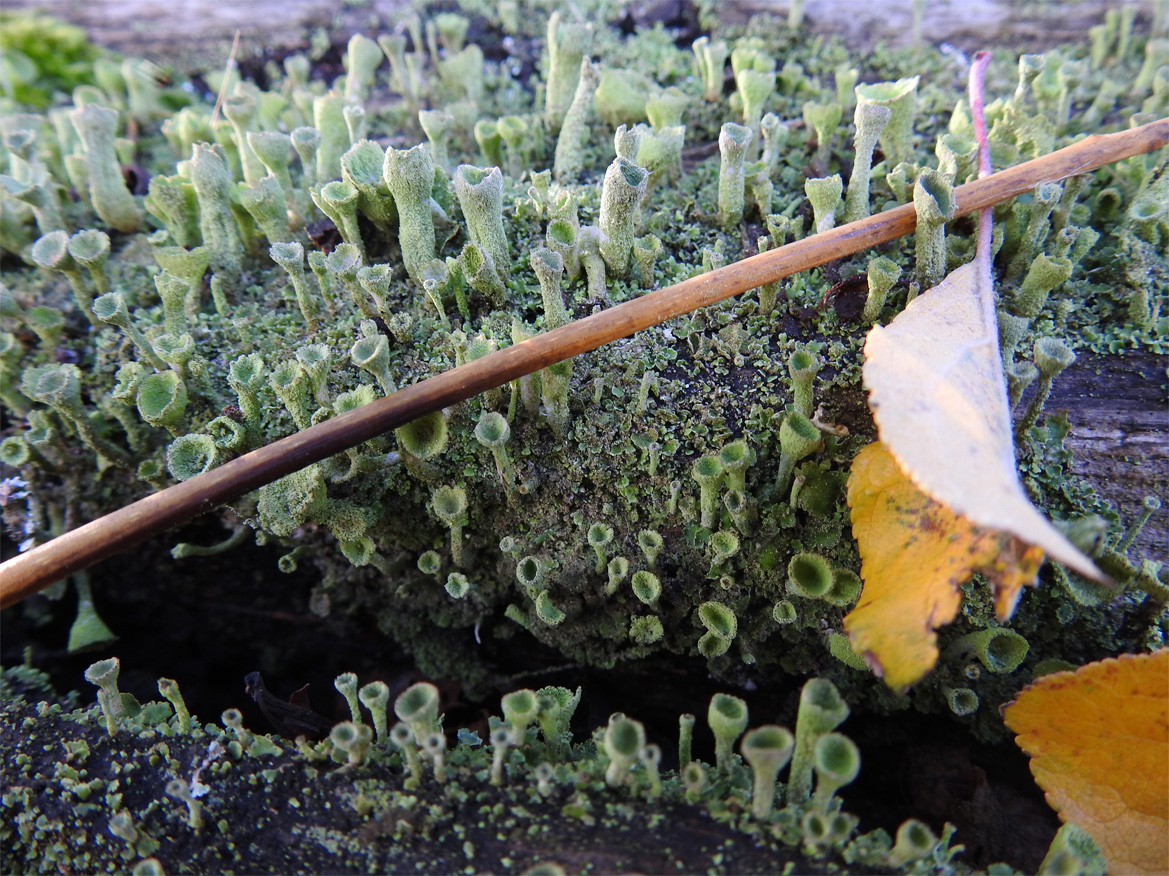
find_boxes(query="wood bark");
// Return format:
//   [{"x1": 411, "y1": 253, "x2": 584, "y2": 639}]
[{"x1": 1051, "y1": 350, "x2": 1168, "y2": 564}]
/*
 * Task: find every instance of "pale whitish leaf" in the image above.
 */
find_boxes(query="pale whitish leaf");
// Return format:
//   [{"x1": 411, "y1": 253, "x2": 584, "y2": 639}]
[{"x1": 862, "y1": 261, "x2": 1104, "y2": 594}]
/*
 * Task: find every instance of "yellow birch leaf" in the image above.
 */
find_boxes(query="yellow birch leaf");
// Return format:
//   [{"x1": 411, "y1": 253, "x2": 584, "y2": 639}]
[
  {"x1": 844, "y1": 441, "x2": 1044, "y2": 691},
  {"x1": 1003, "y1": 650, "x2": 1169, "y2": 876},
  {"x1": 862, "y1": 261, "x2": 1103, "y2": 586}
]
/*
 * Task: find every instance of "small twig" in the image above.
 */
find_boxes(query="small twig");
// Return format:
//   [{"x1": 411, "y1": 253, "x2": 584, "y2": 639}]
[
  {"x1": 209, "y1": 30, "x2": 241, "y2": 127},
  {"x1": 1, "y1": 119, "x2": 1165, "y2": 609}
]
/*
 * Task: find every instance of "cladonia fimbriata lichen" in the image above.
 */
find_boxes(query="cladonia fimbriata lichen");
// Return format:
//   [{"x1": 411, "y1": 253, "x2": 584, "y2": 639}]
[
  {"x1": 2, "y1": 659, "x2": 925, "y2": 873},
  {"x1": 0, "y1": 1, "x2": 1164, "y2": 758}
]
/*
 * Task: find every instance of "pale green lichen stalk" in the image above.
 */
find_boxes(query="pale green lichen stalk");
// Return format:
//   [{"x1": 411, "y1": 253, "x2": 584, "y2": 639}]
[
  {"x1": 454, "y1": 164, "x2": 510, "y2": 291},
  {"x1": 843, "y1": 102, "x2": 891, "y2": 223},
  {"x1": 598, "y1": 139, "x2": 649, "y2": 278},
  {"x1": 544, "y1": 13, "x2": 591, "y2": 134},
  {"x1": 189, "y1": 142, "x2": 243, "y2": 286},
  {"x1": 912, "y1": 169, "x2": 955, "y2": 289},
  {"x1": 717, "y1": 122, "x2": 752, "y2": 228},
  {"x1": 692, "y1": 37, "x2": 729, "y2": 103},
  {"x1": 71, "y1": 104, "x2": 142, "y2": 233},
  {"x1": 553, "y1": 58, "x2": 600, "y2": 182},
  {"x1": 805, "y1": 174, "x2": 843, "y2": 235},
  {"x1": 741, "y1": 724, "x2": 794, "y2": 819},
  {"x1": 385, "y1": 144, "x2": 436, "y2": 285},
  {"x1": 854, "y1": 76, "x2": 919, "y2": 167}
]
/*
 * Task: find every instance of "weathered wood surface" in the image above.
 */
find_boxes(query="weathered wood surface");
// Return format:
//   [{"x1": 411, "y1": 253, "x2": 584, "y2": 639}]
[
  {"x1": 719, "y1": 0, "x2": 1156, "y2": 52},
  {"x1": 8, "y1": 0, "x2": 1156, "y2": 58},
  {"x1": 1051, "y1": 350, "x2": 1167, "y2": 563}
]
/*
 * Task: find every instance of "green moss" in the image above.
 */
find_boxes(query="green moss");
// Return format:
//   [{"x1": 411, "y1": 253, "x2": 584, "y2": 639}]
[{"x1": 0, "y1": 12, "x2": 101, "y2": 108}]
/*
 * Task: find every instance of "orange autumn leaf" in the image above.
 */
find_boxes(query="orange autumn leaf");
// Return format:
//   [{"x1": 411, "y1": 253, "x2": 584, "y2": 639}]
[
  {"x1": 844, "y1": 441, "x2": 1044, "y2": 691},
  {"x1": 1003, "y1": 650, "x2": 1169, "y2": 876}
]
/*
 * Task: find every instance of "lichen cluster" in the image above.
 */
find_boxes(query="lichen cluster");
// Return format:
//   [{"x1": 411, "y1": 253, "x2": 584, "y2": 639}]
[
  {"x1": 0, "y1": 2, "x2": 1165, "y2": 730},
  {"x1": 2, "y1": 658, "x2": 994, "y2": 875}
]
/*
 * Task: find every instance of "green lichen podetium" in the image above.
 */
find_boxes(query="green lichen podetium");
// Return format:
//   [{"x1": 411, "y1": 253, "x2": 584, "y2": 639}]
[{"x1": 0, "y1": 2, "x2": 1164, "y2": 722}]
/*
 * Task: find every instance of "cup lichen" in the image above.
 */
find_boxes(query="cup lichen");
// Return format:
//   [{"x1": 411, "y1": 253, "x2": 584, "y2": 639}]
[{"x1": 0, "y1": 11, "x2": 1162, "y2": 824}]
